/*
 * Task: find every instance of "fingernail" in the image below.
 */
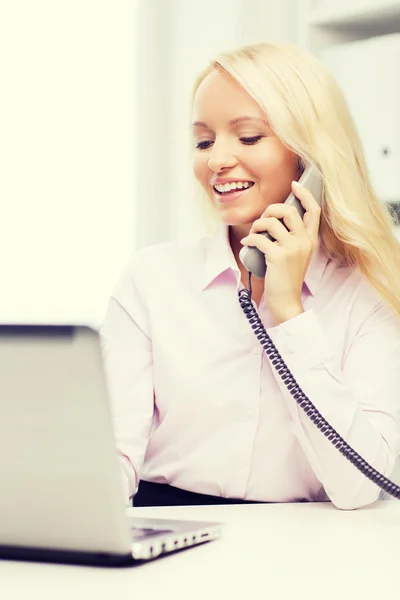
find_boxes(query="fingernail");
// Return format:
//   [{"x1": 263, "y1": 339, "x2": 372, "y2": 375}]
[
  {"x1": 292, "y1": 180, "x2": 300, "y2": 188},
  {"x1": 240, "y1": 237, "x2": 247, "y2": 244}
]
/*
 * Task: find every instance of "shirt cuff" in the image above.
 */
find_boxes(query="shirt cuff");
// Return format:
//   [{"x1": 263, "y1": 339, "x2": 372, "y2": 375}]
[
  {"x1": 267, "y1": 309, "x2": 333, "y2": 372},
  {"x1": 119, "y1": 454, "x2": 137, "y2": 505}
]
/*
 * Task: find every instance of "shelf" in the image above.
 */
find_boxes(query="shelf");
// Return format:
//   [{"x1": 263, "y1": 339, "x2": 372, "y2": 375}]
[{"x1": 310, "y1": 0, "x2": 400, "y2": 28}]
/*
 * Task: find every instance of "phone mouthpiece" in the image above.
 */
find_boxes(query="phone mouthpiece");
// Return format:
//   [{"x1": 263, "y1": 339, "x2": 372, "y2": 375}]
[{"x1": 239, "y1": 245, "x2": 267, "y2": 279}]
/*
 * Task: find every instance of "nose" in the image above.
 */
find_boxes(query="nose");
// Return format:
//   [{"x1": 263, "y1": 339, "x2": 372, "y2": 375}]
[{"x1": 207, "y1": 139, "x2": 237, "y2": 173}]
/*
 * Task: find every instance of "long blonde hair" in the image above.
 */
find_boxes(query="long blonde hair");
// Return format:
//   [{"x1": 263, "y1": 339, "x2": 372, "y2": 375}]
[{"x1": 191, "y1": 42, "x2": 400, "y2": 316}]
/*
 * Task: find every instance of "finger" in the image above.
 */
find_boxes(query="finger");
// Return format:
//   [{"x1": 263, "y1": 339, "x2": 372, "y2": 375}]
[
  {"x1": 249, "y1": 217, "x2": 290, "y2": 244},
  {"x1": 240, "y1": 232, "x2": 275, "y2": 257},
  {"x1": 261, "y1": 203, "x2": 305, "y2": 235},
  {"x1": 291, "y1": 181, "x2": 321, "y2": 237}
]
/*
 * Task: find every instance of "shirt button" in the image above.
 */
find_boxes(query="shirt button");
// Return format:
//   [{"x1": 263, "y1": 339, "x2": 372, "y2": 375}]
[{"x1": 252, "y1": 346, "x2": 260, "y2": 355}]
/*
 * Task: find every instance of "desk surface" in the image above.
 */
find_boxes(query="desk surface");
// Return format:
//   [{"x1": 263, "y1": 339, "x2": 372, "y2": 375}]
[{"x1": 1, "y1": 501, "x2": 399, "y2": 600}]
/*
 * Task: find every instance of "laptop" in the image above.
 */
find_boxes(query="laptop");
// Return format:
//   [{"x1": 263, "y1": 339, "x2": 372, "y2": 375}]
[{"x1": 0, "y1": 324, "x2": 222, "y2": 566}]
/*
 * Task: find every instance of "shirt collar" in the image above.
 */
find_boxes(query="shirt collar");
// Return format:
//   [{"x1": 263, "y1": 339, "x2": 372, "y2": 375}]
[
  {"x1": 202, "y1": 224, "x2": 240, "y2": 290},
  {"x1": 304, "y1": 239, "x2": 330, "y2": 296},
  {"x1": 202, "y1": 223, "x2": 329, "y2": 296}
]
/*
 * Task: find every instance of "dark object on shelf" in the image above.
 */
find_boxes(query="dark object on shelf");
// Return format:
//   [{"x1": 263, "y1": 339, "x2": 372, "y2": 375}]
[{"x1": 386, "y1": 202, "x2": 400, "y2": 226}]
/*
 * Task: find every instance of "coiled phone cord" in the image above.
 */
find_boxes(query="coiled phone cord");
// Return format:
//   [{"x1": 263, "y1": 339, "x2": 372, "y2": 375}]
[{"x1": 238, "y1": 273, "x2": 400, "y2": 499}]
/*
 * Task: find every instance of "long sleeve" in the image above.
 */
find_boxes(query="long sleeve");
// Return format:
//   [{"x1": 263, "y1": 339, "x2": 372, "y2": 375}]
[
  {"x1": 267, "y1": 303, "x2": 400, "y2": 510},
  {"x1": 100, "y1": 257, "x2": 154, "y2": 502}
]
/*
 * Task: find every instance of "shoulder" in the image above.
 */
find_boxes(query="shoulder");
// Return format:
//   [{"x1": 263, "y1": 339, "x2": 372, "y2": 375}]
[
  {"x1": 323, "y1": 258, "x2": 399, "y2": 334},
  {"x1": 134, "y1": 235, "x2": 207, "y2": 264},
  {"x1": 111, "y1": 234, "x2": 210, "y2": 300},
  {"x1": 129, "y1": 234, "x2": 208, "y2": 276},
  {"x1": 336, "y1": 263, "x2": 384, "y2": 312}
]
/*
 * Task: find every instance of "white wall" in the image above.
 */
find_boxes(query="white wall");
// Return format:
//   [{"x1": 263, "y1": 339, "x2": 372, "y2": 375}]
[
  {"x1": 0, "y1": 0, "x2": 136, "y2": 327},
  {"x1": 0, "y1": 0, "x2": 298, "y2": 327},
  {"x1": 135, "y1": 0, "x2": 299, "y2": 247}
]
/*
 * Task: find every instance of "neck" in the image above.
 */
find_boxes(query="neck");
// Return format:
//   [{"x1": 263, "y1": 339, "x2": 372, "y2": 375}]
[
  {"x1": 228, "y1": 224, "x2": 265, "y2": 299},
  {"x1": 228, "y1": 224, "x2": 251, "y2": 267}
]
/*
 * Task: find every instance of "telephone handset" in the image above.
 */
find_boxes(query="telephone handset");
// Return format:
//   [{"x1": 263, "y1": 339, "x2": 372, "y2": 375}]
[
  {"x1": 239, "y1": 165, "x2": 323, "y2": 279},
  {"x1": 237, "y1": 164, "x2": 400, "y2": 500}
]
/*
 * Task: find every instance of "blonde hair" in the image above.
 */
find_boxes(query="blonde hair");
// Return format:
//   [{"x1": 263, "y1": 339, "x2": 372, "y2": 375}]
[{"x1": 191, "y1": 42, "x2": 400, "y2": 316}]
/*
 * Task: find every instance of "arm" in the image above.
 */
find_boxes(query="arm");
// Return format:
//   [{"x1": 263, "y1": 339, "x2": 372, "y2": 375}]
[
  {"x1": 100, "y1": 257, "x2": 154, "y2": 504},
  {"x1": 267, "y1": 303, "x2": 400, "y2": 510}
]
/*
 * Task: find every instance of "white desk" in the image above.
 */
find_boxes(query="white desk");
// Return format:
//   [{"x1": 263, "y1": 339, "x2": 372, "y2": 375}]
[{"x1": 1, "y1": 501, "x2": 399, "y2": 600}]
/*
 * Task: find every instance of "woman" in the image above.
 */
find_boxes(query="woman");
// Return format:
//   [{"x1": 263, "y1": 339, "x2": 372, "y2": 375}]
[{"x1": 101, "y1": 42, "x2": 400, "y2": 510}]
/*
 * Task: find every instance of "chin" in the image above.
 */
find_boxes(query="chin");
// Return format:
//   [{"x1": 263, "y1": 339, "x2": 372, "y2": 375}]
[{"x1": 217, "y1": 209, "x2": 260, "y2": 228}]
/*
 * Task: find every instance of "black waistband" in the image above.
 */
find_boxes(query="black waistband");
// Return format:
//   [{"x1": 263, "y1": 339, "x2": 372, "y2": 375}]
[{"x1": 133, "y1": 480, "x2": 263, "y2": 507}]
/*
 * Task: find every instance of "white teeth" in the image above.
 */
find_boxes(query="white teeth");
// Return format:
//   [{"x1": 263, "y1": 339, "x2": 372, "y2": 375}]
[{"x1": 214, "y1": 181, "x2": 253, "y2": 193}]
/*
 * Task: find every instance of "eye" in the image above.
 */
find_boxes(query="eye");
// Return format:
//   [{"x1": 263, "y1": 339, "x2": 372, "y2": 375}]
[
  {"x1": 195, "y1": 140, "x2": 213, "y2": 150},
  {"x1": 240, "y1": 135, "x2": 263, "y2": 145}
]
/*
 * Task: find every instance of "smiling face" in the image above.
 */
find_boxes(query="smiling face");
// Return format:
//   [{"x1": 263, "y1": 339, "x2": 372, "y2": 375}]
[{"x1": 192, "y1": 69, "x2": 300, "y2": 235}]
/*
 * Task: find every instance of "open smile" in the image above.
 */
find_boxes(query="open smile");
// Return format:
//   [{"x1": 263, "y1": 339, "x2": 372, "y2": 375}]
[{"x1": 212, "y1": 181, "x2": 255, "y2": 203}]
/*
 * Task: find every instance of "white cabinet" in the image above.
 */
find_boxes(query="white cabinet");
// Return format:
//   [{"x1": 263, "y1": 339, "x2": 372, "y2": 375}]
[
  {"x1": 298, "y1": 0, "x2": 400, "y2": 55},
  {"x1": 298, "y1": 0, "x2": 400, "y2": 206},
  {"x1": 310, "y1": 0, "x2": 400, "y2": 25},
  {"x1": 322, "y1": 34, "x2": 400, "y2": 203}
]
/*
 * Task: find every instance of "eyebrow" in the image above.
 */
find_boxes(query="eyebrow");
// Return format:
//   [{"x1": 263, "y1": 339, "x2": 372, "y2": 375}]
[{"x1": 191, "y1": 116, "x2": 269, "y2": 128}]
